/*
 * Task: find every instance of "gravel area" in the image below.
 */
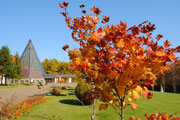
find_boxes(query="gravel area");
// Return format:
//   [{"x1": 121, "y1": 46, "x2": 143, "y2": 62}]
[{"x1": 0, "y1": 83, "x2": 77, "y2": 105}]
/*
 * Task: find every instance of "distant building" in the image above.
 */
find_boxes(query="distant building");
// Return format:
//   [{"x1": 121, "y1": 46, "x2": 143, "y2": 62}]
[
  {"x1": 20, "y1": 40, "x2": 45, "y2": 83},
  {"x1": 44, "y1": 74, "x2": 76, "y2": 83},
  {"x1": 20, "y1": 40, "x2": 76, "y2": 84}
]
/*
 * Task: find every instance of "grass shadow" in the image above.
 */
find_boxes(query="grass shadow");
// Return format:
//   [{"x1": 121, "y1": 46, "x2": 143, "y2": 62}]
[{"x1": 59, "y1": 99, "x2": 82, "y2": 106}]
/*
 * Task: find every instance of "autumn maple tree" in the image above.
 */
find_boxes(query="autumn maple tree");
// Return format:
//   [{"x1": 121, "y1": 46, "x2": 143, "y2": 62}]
[{"x1": 60, "y1": 2, "x2": 180, "y2": 120}]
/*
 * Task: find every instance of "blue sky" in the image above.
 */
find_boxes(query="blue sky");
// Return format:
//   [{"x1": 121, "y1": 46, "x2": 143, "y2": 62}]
[{"x1": 0, "y1": 0, "x2": 179, "y2": 62}]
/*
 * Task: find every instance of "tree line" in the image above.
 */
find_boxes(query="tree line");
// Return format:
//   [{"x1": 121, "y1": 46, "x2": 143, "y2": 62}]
[
  {"x1": 155, "y1": 60, "x2": 180, "y2": 93},
  {"x1": 0, "y1": 46, "x2": 22, "y2": 85},
  {"x1": 41, "y1": 58, "x2": 73, "y2": 74}
]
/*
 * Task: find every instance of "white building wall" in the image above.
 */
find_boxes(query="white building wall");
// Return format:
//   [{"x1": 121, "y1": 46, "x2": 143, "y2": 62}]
[{"x1": 0, "y1": 75, "x2": 5, "y2": 84}]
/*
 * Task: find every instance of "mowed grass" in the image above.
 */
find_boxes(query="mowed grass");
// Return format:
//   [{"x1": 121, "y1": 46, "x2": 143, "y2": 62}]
[
  {"x1": 18, "y1": 91, "x2": 180, "y2": 120},
  {"x1": 0, "y1": 84, "x2": 32, "y2": 89}
]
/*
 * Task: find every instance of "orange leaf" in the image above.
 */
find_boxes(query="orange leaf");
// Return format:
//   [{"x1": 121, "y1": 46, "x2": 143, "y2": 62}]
[
  {"x1": 91, "y1": 6, "x2": 101, "y2": 15},
  {"x1": 59, "y1": 3, "x2": 63, "y2": 8},
  {"x1": 130, "y1": 103, "x2": 137, "y2": 110},
  {"x1": 129, "y1": 116, "x2": 135, "y2": 120},
  {"x1": 117, "y1": 39, "x2": 125, "y2": 48},
  {"x1": 99, "y1": 104, "x2": 108, "y2": 111}
]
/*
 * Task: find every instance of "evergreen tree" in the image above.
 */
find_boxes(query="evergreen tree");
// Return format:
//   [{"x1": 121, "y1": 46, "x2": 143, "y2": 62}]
[
  {"x1": 14, "y1": 52, "x2": 22, "y2": 80},
  {"x1": 0, "y1": 46, "x2": 13, "y2": 85},
  {"x1": 10, "y1": 52, "x2": 22, "y2": 82}
]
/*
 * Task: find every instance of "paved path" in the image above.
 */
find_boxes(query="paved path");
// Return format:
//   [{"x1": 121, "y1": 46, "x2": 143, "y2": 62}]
[{"x1": 0, "y1": 83, "x2": 77, "y2": 105}]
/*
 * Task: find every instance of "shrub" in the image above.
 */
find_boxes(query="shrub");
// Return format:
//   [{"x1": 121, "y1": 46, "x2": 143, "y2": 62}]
[
  {"x1": 51, "y1": 87, "x2": 63, "y2": 95},
  {"x1": 75, "y1": 79, "x2": 94, "y2": 105},
  {"x1": 62, "y1": 86, "x2": 68, "y2": 90}
]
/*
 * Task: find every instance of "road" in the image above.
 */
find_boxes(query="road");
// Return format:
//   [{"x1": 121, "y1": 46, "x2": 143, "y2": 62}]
[{"x1": 0, "y1": 83, "x2": 77, "y2": 105}]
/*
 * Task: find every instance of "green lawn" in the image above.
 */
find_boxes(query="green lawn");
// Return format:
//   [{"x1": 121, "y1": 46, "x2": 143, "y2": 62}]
[
  {"x1": 18, "y1": 91, "x2": 180, "y2": 120},
  {"x1": 0, "y1": 84, "x2": 33, "y2": 89}
]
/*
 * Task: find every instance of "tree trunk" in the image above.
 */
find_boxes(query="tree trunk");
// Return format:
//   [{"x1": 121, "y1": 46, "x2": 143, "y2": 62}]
[
  {"x1": 162, "y1": 74, "x2": 166, "y2": 92},
  {"x1": 173, "y1": 83, "x2": 176, "y2": 93},
  {"x1": 172, "y1": 63, "x2": 176, "y2": 93},
  {"x1": 152, "y1": 86, "x2": 154, "y2": 91},
  {"x1": 120, "y1": 100, "x2": 124, "y2": 120},
  {"x1": 91, "y1": 99, "x2": 97, "y2": 120}
]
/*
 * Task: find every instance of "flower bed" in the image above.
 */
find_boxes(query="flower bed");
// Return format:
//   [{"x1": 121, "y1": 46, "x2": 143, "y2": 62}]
[{"x1": 0, "y1": 95, "x2": 49, "y2": 119}]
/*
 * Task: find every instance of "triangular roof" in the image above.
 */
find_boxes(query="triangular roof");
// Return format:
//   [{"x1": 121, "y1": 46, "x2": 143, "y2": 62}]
[{"x1": 21, "y1": 40, "x2": 44, "y2": 79}]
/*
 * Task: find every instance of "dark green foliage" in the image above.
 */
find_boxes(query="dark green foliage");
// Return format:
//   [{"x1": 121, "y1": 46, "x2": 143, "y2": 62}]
[
  {"x1": 0, "y1": 46, "x2": 13, "y2": 84},
  {"x1": 0, "y1": 46, "x2": 22, "y2": 84},
  {"x1": 9, "y1": 52, "x2": 22, "y2": 81},
  {"x1": 14, "y1": 52, "x2": 22, "y2": 80},
  {"x1": 75, "y1": 79, "x2": 94, "y2": 105}
]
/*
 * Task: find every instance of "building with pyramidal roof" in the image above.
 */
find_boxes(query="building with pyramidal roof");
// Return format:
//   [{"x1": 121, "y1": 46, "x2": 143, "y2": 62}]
[{"x1": 20, "y1": 40, "x2": 45, "y2": 83}]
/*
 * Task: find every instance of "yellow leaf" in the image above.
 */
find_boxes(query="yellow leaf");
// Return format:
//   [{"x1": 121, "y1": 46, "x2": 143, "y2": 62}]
[
  {"x1": 135, "y1": 86, "x2": 143, "y2": 93},
  {"x1": 74, "y1": 57, "x2": 81, "y2": 65},
  {"x1": 155, "y1": 51, "x2": 165, "y2": 56},
  {"x1": 132, "y1": 46, "x2": 136, "y2": 51},
  {"x1": 94, "y1": 71, "x2": 98, "y2": 79},
  {"x1": 131, "y1": 90, "x2": 140, "y2": 101},
  {"x1": 126, "y1": 97, "x2": 132, "y2": 102},
  {"x1": 109, "y1": 100, "x2": 114, "y2": 105}
]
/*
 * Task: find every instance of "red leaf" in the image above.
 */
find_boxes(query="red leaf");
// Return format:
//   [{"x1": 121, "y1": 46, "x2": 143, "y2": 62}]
[
  {"x1": 62, "y1": 1, "x2": 68, "y2": 7},
  {"x1": 138, "y1": 20, "x2": 148, "y2": 27},
  {"x1": 156, "y1": 34, "x2": 163, "y2": 41},
  {"x1": 60, "y1": 12, "x2": 66, "y2": 17},
  {"x1": 80, "y1": 4, "x2": 85, "y2": 8},
  {"x1": 82, "y1": 9, "x2": 86, "y2": 14},
  {"x1": 176, "y1": 46, "x2": 180, "y2": 52},
  {"x1": 173, "y1": 118, "x2": 180, "y2": 120},
  {"x1": 147, "y1": 92, "x2": 153, "y2": 99},
  {"x1": 164, "y1": 40, "x2": 171, "y2": 48},
  {"x1": 102, "y1": 16, "x2": 110, "y2": 23},
  {"x1": 62, "y1": 44, "x2": 69, "y2": 51}
]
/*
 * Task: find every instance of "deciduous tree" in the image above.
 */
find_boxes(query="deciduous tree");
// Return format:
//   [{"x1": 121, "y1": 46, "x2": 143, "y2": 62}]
[
  {"x1": 41, "y1": 58, "x2": 73, "y2": 74},
  {"x1": 60, "y1": 2, "x2": 179, "y2": 120},
  {"x1": 165, "y1": 61, "x2": 180, "y2": 93}
]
